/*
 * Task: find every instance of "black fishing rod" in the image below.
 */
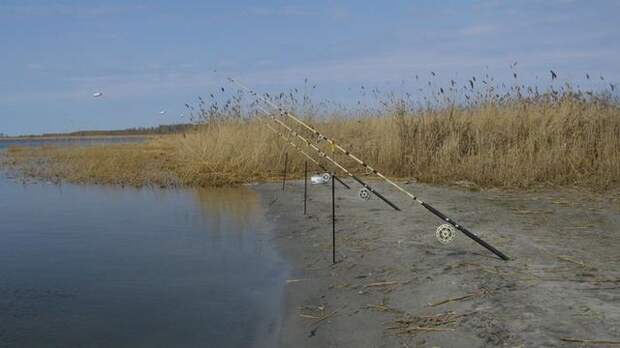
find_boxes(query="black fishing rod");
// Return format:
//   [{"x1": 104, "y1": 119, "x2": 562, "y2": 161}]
[
  {"x1": 230, "y1": 78, "x2": 509, "y2": 261},
  {"x1": 263, "y1": 122, "x2": 351, "y2": 189}
]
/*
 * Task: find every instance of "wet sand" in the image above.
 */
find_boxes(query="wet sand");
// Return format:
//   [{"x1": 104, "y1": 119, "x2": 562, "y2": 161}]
[{"x1": 255, "y1": 180, "x2": 620, "y2": 347}]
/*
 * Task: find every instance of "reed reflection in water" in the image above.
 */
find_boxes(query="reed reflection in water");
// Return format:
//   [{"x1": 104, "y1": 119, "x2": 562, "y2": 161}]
[{"x1": 0, "y1": 178, "x2": 288, "y2": 348}]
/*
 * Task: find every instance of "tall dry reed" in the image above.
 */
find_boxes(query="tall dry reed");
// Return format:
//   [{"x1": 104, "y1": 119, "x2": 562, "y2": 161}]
[{"x1": 163, "y1": 92, "x2": 620, "y2": 189}]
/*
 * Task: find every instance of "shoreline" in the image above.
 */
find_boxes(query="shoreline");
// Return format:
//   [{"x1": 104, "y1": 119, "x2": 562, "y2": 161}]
[
  {"x1": 0, "y1": 135, "x2": 151, "y2": 141},
  {"x1": 256, "y1": 180, "x2": 620, "y2": 347}
]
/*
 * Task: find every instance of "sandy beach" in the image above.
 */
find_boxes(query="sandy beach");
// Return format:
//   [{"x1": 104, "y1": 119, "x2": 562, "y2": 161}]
[{"x1": 255, "y1": 180, "x2": 620, "y2": 347}]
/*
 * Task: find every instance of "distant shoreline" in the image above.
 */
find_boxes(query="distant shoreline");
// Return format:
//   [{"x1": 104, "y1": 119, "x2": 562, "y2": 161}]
[
  {"x1": 0, "y1": 134, "x2": 152, "y2": 141},
  {"x1": 0, "y1": 123, "x2": 194, "y2": 141}
]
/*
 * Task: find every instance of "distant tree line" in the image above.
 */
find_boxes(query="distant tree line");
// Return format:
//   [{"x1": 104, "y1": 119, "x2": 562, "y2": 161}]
[{"x1": 26, "y1": 123, "x2": 195, "y2": 138}]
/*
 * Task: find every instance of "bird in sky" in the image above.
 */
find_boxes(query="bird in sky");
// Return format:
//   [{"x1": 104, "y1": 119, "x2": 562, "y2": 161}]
[{"x1": 550, "y1": 70, "x2": 558, "y2": 80}]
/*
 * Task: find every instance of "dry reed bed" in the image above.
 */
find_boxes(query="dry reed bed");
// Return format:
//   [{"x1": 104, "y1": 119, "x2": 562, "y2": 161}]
[{"x1": 3, "y1": 95, "x2": 619, "y2": 190}]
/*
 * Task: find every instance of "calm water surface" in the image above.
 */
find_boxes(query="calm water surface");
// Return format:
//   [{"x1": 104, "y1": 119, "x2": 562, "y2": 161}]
[
  {"x1": 0, "y1": 141, "x2": 289, "y2": 347},
  {"x1": 0, "y1": 137, "x2": 145, "y2": 150}
]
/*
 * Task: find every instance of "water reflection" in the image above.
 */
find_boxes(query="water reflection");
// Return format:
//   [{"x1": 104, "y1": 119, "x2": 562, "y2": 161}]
[
  {"x1": 194, "y1": 186, "x2": 262, "y2": 238},
  {"x1": 0, "y1": 178, "x2": 287, "y2": 348}
]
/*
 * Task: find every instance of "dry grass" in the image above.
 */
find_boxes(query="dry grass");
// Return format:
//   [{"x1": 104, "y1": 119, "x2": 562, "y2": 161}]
[
  {"x1": 3, "y1": 143, "x2": 178, "y2": 186},
  {"x1": 317, "y1": 96, "x2": 620, "y2": 188},
  {"x1": 3, "y1": 87, "x2": 620, "y2": 190}
]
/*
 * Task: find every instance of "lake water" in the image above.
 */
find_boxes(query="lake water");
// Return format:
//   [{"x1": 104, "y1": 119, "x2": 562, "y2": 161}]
[
  {"x1": 0, "y1": 140, "x2": 289, "y2": 347},
  {"x1": 0, "y1": 137, "x2": 145, "y2": 150}
]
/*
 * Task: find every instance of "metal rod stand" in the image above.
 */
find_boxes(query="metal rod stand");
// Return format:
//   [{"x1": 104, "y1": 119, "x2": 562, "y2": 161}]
[
  {"x1": 282, "y1": 152, "x2": 288, "y2": 191},
  {"x1": 304, "y1": 161, "x2": 307, "y2": 215},
  {"x1": 332, "y1": 173, "x2": 336, "y2": 264}
]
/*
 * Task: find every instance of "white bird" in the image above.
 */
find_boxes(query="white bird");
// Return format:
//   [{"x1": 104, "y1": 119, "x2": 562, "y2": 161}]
[
  {"x1": 92, "y1": 92, "x2": 103, "y2": 97},
  {"x1": 159, "y1": 110, "x2": 166, "y2": 115}
]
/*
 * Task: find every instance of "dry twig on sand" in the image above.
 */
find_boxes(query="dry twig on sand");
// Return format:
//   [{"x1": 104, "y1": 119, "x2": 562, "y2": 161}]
[
  {"x1": 365, "y1": 281, "x2": 399, "y2": 288},
  {"x1": 299, "y1": 314, "x2": 322, "y2": 319},
  {"x1": 365, "y1": 301, "x2": 403, "y2": 314},
  {"x1": 555, "y1": 254, "x2": 590, "y2": 268},
  {"x1": 312, "y1": 311, "x2": 338, "y2": 325},
  {"x1": 389, "y1": 311, "x2": 470, "y2": 336},
  {"x1": 396, "y1": 327, "x2": 454, "y2": 334},
  {"x1": 365, "y1": 296, "x2": 403, "y2": 314},
  {"x1": 429, "y1": 291, "x2": 484, "y2": 307},
  {"x1": 560, "y1": 337, "x2": 620, "y2": 345},
  {"x1": 579, "y1": 286, "x2": 620, "y2": 291},
  {"x1": 539, "y1": 247, "x2": 592, "y2": 269}
]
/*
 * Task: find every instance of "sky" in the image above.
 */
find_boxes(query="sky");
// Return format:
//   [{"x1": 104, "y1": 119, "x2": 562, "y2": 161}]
[{"x1": 1, "y1": 0, "x2": 619, "y2": 135}]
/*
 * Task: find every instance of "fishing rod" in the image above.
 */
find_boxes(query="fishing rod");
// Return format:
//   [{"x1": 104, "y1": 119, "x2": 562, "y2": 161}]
[
  {"x1": 230, "y1": 78, "x2": 509, "y2": 261},
  {"x1": 262, "y1": 121, "x2": 351, "y2": 189},
  {"x1": 263, "y1": 111, "x2": 400, "y2": 211},
  {"x1": 253, "y1": 104, "x2": 400, "y2": 211}
]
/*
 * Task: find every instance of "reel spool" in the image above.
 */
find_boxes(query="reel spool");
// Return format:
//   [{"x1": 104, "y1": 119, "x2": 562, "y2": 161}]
[
  {"x1": 321, "y1": 173, "x2": 331, "y2": 182},
  {"x1": 435, "y1": 224, "x2": 456, "y2": 244},
  {"x1": 358, "y1": 188, "x2": 371, "y2": 201}
]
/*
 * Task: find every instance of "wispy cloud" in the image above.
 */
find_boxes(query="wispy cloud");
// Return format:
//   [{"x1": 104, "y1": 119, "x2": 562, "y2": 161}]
[
  {"x1": 3, "y1": 43, "x2": 618, "y2": 105},
  {"x1": 246, "y1": 5, "x2": 319, "y2": 17},
  {"x1": 245, "y1": 4, "x2": 349, "y2": 20},
  {"x1": 25, "y1": 63, "x2": 44, "y2": 71},
  {"x1": 238, "y1": 46, "x2": 620, "y2": 87},
  {"x1": 458, "y1": 24, "x2": 497, "y2": 37},
  {"x1": 0, "y1": 3, "x2": 148, "y2": 18}
]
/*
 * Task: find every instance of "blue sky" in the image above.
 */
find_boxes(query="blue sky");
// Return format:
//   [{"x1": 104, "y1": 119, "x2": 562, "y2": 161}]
[{"x1": 1, "y1": 0, "x2": 619, "y2": 135}]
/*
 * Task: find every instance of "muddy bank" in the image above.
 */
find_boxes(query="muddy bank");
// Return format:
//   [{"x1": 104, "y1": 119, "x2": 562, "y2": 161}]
[{"x1": 255, "y1": 180, "x2": 620, "y2": 347}]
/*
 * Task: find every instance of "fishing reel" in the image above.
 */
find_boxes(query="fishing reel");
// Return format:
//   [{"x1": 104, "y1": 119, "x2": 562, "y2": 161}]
[
  {"x1": 358, "y1": 188, "x2": 371, "y2": 201},
  {"x1": 321, "y1": 173, "x2": 331, "y2": 182},
  {"x1": 435, "y1": 224, "x2": 456, "y2": 244},
  {"x1": 310, "y1": 173, "x2": 332, "y2": 185}
]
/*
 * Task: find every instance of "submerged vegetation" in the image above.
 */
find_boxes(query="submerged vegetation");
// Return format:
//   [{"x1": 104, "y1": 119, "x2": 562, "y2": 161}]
[{"x1": 3, "y1": 70, "x2": 619, "y2": 190}]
